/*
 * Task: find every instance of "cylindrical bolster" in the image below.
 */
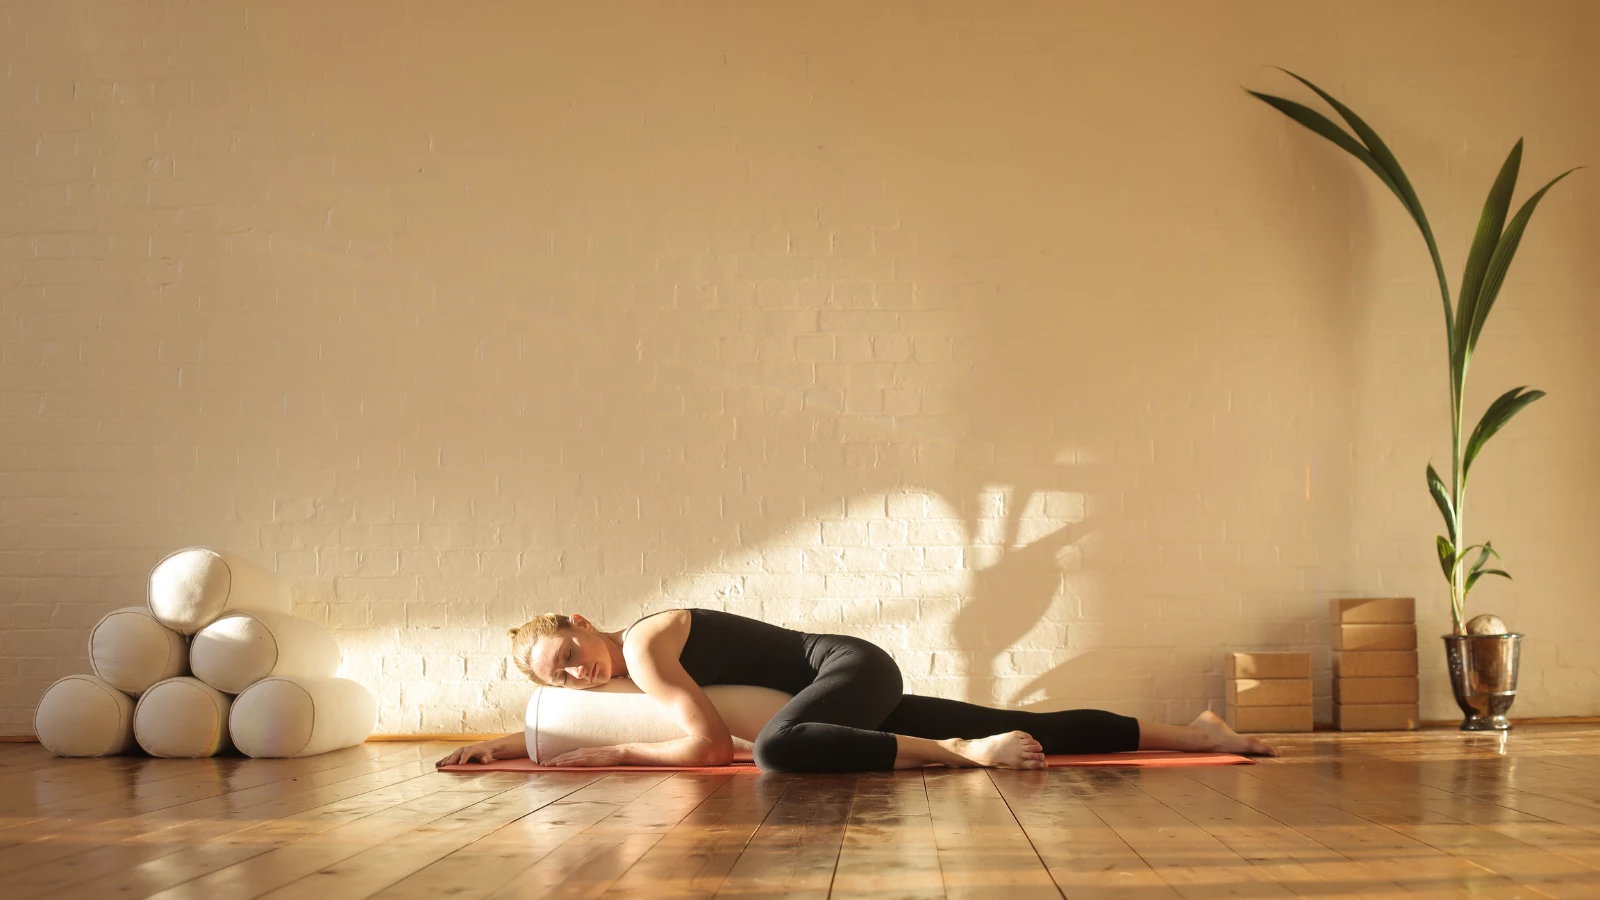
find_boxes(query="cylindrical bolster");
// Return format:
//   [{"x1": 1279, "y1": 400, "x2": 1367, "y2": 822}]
[
  {"x1": 147, "y1": 547, "x2": 292, "y2": 635},
  {"x1": 526, "y1": 678, "x2": 792, "y2": 763},
  {"x1": 134, "y1": 676, "x2": 233, "y2": 758},
  {"x1": 35, "y1": 675, "x2": 137, "y2": 757},
  {"x1": 89, "y1": 606, "x2": 189, "y2": 695},
  {"x1": 231, "y1": 675, "x2": 377, "y2": 758},
  {"x1": 191, "y1": 610, "x2": 339, "y2": 694}
]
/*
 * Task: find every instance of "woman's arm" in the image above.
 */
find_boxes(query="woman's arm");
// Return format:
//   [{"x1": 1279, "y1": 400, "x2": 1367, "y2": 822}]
[
  {"x1": 435, "y1": 731, "x2": 528, "y2": 767},
  {"x1": 545, "y1": 733, "x2": 727, "y2": 768}
]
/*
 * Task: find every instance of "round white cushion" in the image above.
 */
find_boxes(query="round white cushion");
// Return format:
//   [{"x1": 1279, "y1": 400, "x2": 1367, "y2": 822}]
[
  {"x1": 526, "y1": 678, "x2": 792, "y2": 764},
  {"x1": 230, "y1": 676, "x2": 377, "y2": 758},
  {"x1": 190, "y1": 611, "x2": 339, "y2": 694},
  {"x1": 147, "y1": 548, "x2": 292, "y2": 635},
  {"x1": 89, "y1": 606, "x2": 189, "y2": 695},
  {"x1": 35, "y1": 675, "x2": 137, "y2": 757},
  {"x1": 134, "y1": 677, "x2": 233, "y2": 758}
]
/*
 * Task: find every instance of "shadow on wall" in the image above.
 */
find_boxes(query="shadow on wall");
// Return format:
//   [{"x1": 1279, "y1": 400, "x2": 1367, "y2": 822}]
[
  {"x1": 253, "y1": 5, "x2": 1367, "y2": 716},
  {"x1": 31, "y1": 2, "x2": 1403, "y2": 729}
]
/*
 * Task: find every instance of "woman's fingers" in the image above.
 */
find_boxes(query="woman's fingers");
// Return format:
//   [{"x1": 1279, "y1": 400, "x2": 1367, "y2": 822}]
[{"x1": 437, "y1": 744, "x2": 494, "y2": 767}]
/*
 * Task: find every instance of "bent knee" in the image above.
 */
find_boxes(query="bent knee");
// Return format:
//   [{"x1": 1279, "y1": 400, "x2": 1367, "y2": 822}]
[{"x1": 753, "y1": 726, "x2": 813, "y2": 773}]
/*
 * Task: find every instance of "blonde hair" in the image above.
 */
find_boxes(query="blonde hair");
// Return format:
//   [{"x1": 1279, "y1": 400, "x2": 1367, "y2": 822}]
[{"x1": 509, "y1": 613, "x2": 575, "y2": 685}]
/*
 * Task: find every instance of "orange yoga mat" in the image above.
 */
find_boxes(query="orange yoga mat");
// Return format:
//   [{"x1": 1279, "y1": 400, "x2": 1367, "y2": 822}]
[{"x1": 438, "y1": 750, "x2": 1254, "y2": 774}]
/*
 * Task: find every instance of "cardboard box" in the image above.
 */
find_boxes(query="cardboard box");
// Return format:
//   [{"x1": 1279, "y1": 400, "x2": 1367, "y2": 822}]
[
  {"x1": 1227, "y1": 678, "x2": 1314, "y2": 707},
  {"x1": 1334, "y1": 703, "x2": 1419, "y2": 731},
  {"x1": 1330, "y1": 597, "x2": 1415, "y2": 624},
  {"x1": 1334, "y1": 650, "x2": 1419, "y2": 678},
  {"x1": 1333, "y1": 677, "x2": 1419, "y2": 705},
  {"x1": 1226, "y1": 704, "x2": 1314, "y2": 733},
  {"x1": 1331, "y1": 623, "x2": 1417, "y2": 652},
  {"x1": 1227, "y1": 651, "x2": 1311, "y2": 680}
]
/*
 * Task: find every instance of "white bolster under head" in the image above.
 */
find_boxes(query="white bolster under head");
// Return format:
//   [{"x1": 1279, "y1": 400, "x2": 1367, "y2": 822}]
[
  {"x1": 147, "y1": 547, "x2": 292, "y2": 635},
  {"x1": 35, "y1": 675, "x2": 137, "y2": 757},
  {"x1": 230, "y1": 676, "x2": 377, "y2": 759},
  {"x1": 190, "y1": 610, "x2": 340, "y2": 694},
  {"x1": 525, "y1": 678, "x2": 792, "y2": 764},
  {"x1": 134, "y1": 676, "x2": 233, "y2": 758},
  {"x1": 89, "y1": 606, "x2": 189, "y2": 695}
]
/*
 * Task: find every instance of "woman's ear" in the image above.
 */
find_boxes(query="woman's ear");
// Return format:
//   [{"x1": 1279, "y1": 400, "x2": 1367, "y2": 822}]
[{"x1": 570, "y1": 613, "x2": 591, "y2": 630}]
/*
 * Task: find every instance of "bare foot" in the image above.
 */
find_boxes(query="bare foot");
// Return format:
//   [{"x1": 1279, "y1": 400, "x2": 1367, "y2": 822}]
[
  {"x1": 1191, "y1": 710, "x2": 1279, "y2": 757},
  {"x1": 942, "y1": 731, "x2": 1048, "y2": 769}
]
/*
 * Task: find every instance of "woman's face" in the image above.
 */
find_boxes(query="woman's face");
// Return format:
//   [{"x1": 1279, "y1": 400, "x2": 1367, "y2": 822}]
[{"x1": 533, "y1": 618, "x2": 611, "y2": 689}]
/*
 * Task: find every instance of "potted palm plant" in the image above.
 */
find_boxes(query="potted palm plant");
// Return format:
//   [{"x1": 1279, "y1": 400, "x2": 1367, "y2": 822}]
[{"x1": 1248, "y1": 70, "x2": 1579, "y2": 731}]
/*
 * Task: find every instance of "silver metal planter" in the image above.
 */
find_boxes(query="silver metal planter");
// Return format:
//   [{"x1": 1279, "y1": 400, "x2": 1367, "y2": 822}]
[{"x1": 1443, "y1": 634, "x2": 1522, "y2": 731}]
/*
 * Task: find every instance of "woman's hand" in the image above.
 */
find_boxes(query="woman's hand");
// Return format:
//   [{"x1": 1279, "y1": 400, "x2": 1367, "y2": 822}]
[
  {"x1": 436, "y1": 741, "x2": 498, "y2": 767},
  {"x1": 543, "y1": 745, "x2": 630, "y2": 767}
]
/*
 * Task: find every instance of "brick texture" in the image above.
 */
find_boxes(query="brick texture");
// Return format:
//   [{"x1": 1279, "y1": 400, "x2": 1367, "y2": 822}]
[{"x1": 1, "y1": 1, "x2": 1597, "y2": 734}]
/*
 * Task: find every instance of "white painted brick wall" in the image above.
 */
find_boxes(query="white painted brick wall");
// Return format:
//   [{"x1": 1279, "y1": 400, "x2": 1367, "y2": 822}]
[{"x1": 1, "y1": 1, "x2": 1596, "y2": 735}]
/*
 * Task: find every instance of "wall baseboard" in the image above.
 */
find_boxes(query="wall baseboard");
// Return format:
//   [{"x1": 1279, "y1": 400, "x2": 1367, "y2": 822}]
[{"x1": 8, "y1": 715, "x2": 1600, "y2": 745}]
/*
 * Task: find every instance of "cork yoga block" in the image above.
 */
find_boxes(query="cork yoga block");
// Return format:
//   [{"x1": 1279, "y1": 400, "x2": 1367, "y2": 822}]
[
  {"x1": 1226, "y1": 678, "x2": 1313, "y2": 707},
  {"x1": 1333, "y1": 677, "x2": 1420, "y2": 705},
  {"x1": 1334, "y1": 650, "x2": 1419, "y2": 679},
  {"x1": 1329, "y1": 597, "x2": 1415, "y2": 624},
  {"x1": 1225, "y1": 704, "x2": 1313, "y2": 733},
  {"x1": 1331, "y1": 624, "x2": 1417, "y2": 652},
  {"x1": 1226, "y1": 651, "x2": 1311, "y2": 680},
  {"x1": 1335, "y1": 703, "x2": 1418, "y2": 731}
]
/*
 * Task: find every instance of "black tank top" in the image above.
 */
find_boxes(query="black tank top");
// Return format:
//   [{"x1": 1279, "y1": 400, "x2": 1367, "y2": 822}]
[{"x1": 622, "y1": 608, "x2": 818, "y2": 695}]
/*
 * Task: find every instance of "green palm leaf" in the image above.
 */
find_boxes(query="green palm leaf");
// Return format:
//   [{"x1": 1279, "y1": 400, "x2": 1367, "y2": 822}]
[
  {"x1": 1436, "y1": 535, "x2": 1456, "y2": 582},
  {"x1": 1464, "y1": 386, "x2": 1545, "y2": 477},
  {"x1": 1465, "y1": 568, "x2": 1512, "y2": 594},
  {"x1": 1454, "y1": 141, "x2": 1522, "y2": 371},
  {"x1": 1276, "y1": 69, "x2": 1454, "y2": 335},
  {"x1": 1426, "y1": 463, "x2": 1455, "y2": 539},
  {"x1": 1464, "y1": 168, "x2": 1582, "y2": 354},
  {"x1": 1245, "y1": 91, "x2": 1404, "y2": 199},
  {"x1": 1459, "y1": 542, "x2": 1501, "y2": 575}
]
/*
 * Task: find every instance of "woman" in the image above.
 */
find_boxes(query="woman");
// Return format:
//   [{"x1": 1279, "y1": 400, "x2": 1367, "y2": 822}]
[{"x1": 435, "y1": 608, "x2": 1278, "y2": 772}]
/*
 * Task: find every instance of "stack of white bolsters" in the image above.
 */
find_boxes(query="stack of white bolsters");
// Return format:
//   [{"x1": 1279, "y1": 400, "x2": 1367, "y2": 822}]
[{"x1": 32, "y1": 548, "x2": 377, "y2": 759}]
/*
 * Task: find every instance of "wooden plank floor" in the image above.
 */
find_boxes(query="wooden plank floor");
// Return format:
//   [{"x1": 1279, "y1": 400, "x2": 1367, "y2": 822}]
[{"x1": 7, "y1": 725, "x2": 1600, "y2": 898}]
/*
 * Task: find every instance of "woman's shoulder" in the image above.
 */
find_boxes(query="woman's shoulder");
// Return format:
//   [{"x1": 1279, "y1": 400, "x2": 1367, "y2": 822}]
[{"x1": 620, "y1": 608, "x2": 692, "y2": 648}]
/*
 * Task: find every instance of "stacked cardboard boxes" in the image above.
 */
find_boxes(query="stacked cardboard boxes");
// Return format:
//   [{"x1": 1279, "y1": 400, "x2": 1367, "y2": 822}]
[
  {"x1": 1224, "y1": 651, "x2": 1313, "y2": 733},
  {"x1": 1331, "y1": 597, "x2": 1419, "y2": 731}
]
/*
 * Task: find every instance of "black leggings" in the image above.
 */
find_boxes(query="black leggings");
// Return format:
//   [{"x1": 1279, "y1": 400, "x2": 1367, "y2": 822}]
[{"x1": 753, "y1": 634, "x2": 1141, "y2": 773}]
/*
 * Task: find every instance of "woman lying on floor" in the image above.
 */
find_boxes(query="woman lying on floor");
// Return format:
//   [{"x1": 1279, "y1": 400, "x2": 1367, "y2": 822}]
[{"x1": 435, "y1": 607, "x2": 1278, "y2": 772}]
